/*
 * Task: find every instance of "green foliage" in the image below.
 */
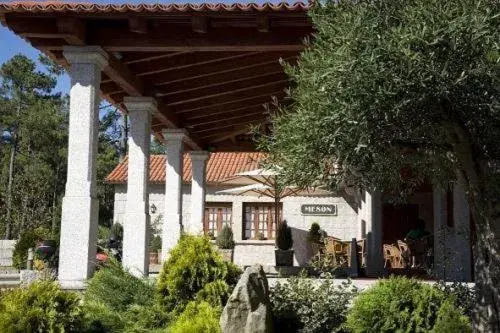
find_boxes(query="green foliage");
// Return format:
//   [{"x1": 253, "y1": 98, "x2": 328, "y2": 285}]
[
  {"x1": 110, "y1": 223, "x2": 124, "y2": 241},
  {"x1": 81, "y1": 300, "x2": 126, "y2": 333},
  {"x1": 346, "y1": 277, "x2": 470, "y2": 333},
  {"x1": 307, "y1": 223, "x2": 322, "y2": 243},
  {"x1": 12, "y1": 226, "x2": 50, "y2": 269},
  {"x1": 276, "y1": 220, "x2": 293, "y2": 250},
  {"x1": 150, "y1": 235, "x2": 162, "y2": 252},
  {"x1": 85, "y1": 259, "x2": 155, "y2": 313},
  {"x1": 156, "y1": 234, "x2": 241, "y2": 313},
  {"x1": 216, "y1": 225, "x2": 235, "y2": 249},
  {"x1": 0, "y1": 280, "x2": 83, "y2": 333},
  {"x1": 432, "y1": 299, "x2": 472, "y2": 333},
  {"x1": 262, "y1": 0, "x2": 500, "y2": 197},
  {"x1": 168, "y1": 301, "x2": 221, "y2": 333},
  {"x1": 271, "y1": 274, "x2": 357, "y2": 332},
  {"x1": 435, "y1": 281, "x2": 476, "y2": 319},
  {"x1": 98, "y1": 226, "x2": 111, "y2": 241}
]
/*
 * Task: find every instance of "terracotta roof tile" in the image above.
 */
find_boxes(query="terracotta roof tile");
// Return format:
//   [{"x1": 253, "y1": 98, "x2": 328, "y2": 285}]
[
  {"x1": 0, "y1": 2, "x2": 309, "y2": 14},
  {"x1": 105, "y1": 151, "x2": 265, "y2": 185}
]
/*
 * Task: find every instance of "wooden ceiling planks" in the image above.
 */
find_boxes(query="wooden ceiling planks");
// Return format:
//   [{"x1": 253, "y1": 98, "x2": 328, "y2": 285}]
[{"x1": 0, "y1": 3, "x2": 312, "y2": 149}]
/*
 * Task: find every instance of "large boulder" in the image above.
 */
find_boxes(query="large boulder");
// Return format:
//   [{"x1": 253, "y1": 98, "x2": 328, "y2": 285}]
[{"x1": 220, "y1": 265, "x2": 274, "y2": 333}]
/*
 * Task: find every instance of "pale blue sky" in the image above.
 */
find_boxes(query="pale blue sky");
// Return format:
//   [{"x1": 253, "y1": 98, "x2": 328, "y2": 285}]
[{"x1": 0, "y1": 0, "x2": 275, "y2": 94}]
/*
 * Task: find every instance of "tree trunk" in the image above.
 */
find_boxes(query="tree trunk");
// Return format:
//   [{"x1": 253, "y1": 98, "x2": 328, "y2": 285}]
[
  {"x1": 444, "y1": 114, "x2": 500, "y2": 332},
  {"x1": 119, "y1": 113, "x2": 128, "y2": 162},
  {"x1": 5, "y1": 141, "x2": 15, "y2": 240}
]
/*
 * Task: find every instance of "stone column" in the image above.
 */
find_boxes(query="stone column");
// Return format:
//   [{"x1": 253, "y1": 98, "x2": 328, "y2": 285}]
[
  {"x1": 452, "y1": 183, "x2": 472, "y2": 281},
  {"x1": 433, "y1": 187, "x2": 447, "y2": 279},
  {"x1": 122, "y1": 97, "x2": 154, "y2": 277},
  {"x1": 162, "y1": 129, "x2": 186, "y2": 261},
  {"x1": 189, "y1": 151, "x2": 209, "y2": 235},
  {"x1": 363, "y1": 191, "x2": 384, "y2": 277},
  {"x1": 58, "y1": 46, "x2": 108, "y2": 289}
]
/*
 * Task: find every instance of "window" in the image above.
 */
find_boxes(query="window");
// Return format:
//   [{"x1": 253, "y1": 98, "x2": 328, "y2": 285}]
[
  {"x1": 243, "y1": 203, "x2": 282, "y2": 240},
  {"x1": 204, "y1": 203, "x2": 232, "y2": 237}
]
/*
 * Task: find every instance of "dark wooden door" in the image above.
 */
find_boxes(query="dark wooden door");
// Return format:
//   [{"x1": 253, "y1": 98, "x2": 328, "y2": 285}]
[{"x1": 382, "y1": 204, "x2": 419, "y2": 244}]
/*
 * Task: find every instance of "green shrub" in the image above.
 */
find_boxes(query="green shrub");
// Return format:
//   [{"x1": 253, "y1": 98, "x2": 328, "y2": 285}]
[
  {"x1": 346, "y1": 277, "x2": 471, "y2": 333},
  {"x1": 85, "y1": 259, "x2": 155, "y2": 312},
  {"x1": 168, "y1": 301, "x2": 221, "y2": 333},
  {"x1": 110, "y1": 223, "x2": 123, "y2": 241},
  {"x1": 307, "y1": 222, "x2": 322, "y2": 244},
  {"x1": 81, "y1": 300, "x2": 126, "y2": 333},
  {"x1": 150, "y1": 235, "x2": 162, "y2": 252},
  {"x1": 156, "y1": 234, "x2": 241, "y2": 313},
  {"x1": 12, "y1": 227, "x2": 50, "y2": 269},
  {"x1": 271, "y1": 274, "x2": 357, "y2": 332},
  {"x1": 216, "y1": 225, "x2": 235, "y2": 249},
  {"x1": 432, "y1": 299, "x2": 472, "y2": 333},
  {"x1": 276, "y1": 220, "x2": 293, "y2": 250},
  {"x1": 0, "y1": 280, "x2": 83, "y2": 332}
]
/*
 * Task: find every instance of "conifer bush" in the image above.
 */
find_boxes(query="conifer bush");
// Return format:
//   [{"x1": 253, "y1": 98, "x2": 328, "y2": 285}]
[
  {"x1": 168, "y1": 301, "x2": 221, "y2": 333},
  {"x1": 216, "y1": 225, "x2": 235, "y2": 249},
  {"x1": 0, "y1": 280, "x2": 83, "y2": 332},
  {"x1": 276, "y1": 220, "x2": 293, "y2": 250},
  {"x1": 156, "y1": 234, "x2": 241, "y2": 313}
]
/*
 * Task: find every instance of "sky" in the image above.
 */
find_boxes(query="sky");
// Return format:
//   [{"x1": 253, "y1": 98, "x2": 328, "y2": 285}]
[{"x1": 0, "y1": 0, "x2": 274, "y2": 95}]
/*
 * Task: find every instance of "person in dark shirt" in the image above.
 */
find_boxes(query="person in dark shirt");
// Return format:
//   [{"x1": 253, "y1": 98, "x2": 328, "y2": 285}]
[{"x1": 405, "y1": 218, "x2": 430, "y2": 240}]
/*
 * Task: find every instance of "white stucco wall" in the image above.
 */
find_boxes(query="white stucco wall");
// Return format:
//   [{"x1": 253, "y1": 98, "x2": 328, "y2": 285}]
[{"x1": 113, "y1": 184, "x2": 359, "y2": 267}]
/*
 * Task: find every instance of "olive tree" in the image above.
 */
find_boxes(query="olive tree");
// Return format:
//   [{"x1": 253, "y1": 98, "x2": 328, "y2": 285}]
[{"x1": 262, "y1": 0, "x2": 500, "y2": 330}]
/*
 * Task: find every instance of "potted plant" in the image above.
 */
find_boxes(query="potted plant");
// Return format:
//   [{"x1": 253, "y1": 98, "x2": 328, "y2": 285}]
[
  {"x1": 216, "y1": 225, "x2": 235, "y2": 262},
  {"x1": 149, "y1": 235, "x2": 162, "y2": 264},
  {"x1": 307, "y1": 222, "x2": 325, "y2": 256},
  {"x1": 275, "y1": 220, "x2": 294, "y2": 266}
]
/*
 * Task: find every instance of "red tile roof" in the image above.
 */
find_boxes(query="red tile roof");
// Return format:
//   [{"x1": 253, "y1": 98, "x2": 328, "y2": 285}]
[
  {"x1": 105, "y1": 152, "x2": 265, "y2": 185},
  {"x1": 0, "y1": 2, "x2": 309, "y2": 14}
]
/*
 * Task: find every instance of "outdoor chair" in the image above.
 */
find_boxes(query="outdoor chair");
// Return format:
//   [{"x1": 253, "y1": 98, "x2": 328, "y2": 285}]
[
  {"x1": 383, "y1": 244, "x2": 403, "y2": 268},
  {"x1": 357, "y1": 239, "x2": 366, "y2": 267}
]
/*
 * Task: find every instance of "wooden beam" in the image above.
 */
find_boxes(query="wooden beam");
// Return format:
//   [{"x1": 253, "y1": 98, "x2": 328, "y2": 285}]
[
  {"x1": 150, "y1": 53, "x2": 295, "y2": 86},
  {"x1": 159, "y1": 70, "x2": 285, "y2": 97},
  {"x1": 133, "y1": 52, "x2": 253, "y2": 77},
  {"x1": 196, "y1": 118, "x2": 268, "y2": 137},
  {"x1": 184, "y1": 104, "x2": 271, "y2": 121},
  {"x1": 86, "y1": 26, "x2": 311, "y2": 52},
  {"x1": 128, "y1": 17, "x2": 148, "y2": 34},
  {"x1": 162, "y1": 74, "x2": 288, "y2": 104},
  {"x1": 192, "y1": 17, "x2": 208, "y2": 34},
  {"x1": 103, "y1": 54, "x2": 145, "y2": 96},
  {"x1": 123, "y1": 52, "x2": 188, "y2": 65},
  {"x1": 257, "y1": 16, "x2": 269, "y2": 33},
  {"x1": 209, "y1": 127, "x2": 256, "y2": 143},
  {"x1": 166, "y1": 81, "x2": 287, "y2": 108},
  {"x1": 173, "y1": 91, "x2": 285, "y2": 114},
  {"x1": 190, "y1": 110, "x2": 268, "y2": 128},
  {"x1": 155, "y1": 61, "x2": 291, "y2": 92},
  {"x1": 56, "y1": 18, "x2": 86, "y2": 45}
]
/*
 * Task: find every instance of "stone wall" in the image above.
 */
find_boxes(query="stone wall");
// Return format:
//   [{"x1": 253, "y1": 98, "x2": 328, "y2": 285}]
[
  {"x1": 113, "y1": 184, "x2": 359, "y2": 267},
  {"x1": 0, "y1": 240, "x2": 17, "y2": 267}
]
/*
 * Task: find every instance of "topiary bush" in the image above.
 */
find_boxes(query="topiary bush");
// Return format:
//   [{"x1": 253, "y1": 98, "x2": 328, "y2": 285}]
[
  {"x1": 216, "y1": 225, "x2": 235, "y2": 249},
  {"x1": 156, "y1": 234, "x2": 241, "y2": 313},
  {"x1": 346, "y1": 277, "x2": 471, "y2": 333},
  {"x1": 432, "y1": 299, "x2": 472, "y2": 333},
  {"x1": 271, "y1": 274, "x2": 357, "y2": 332},
  {"x1": 435, "y1": 281, "x2": 476, "y2": 319},
  {"x1": 12, "y1": 227, "x2": 51, "y2": 269},
  {"x1": 85, "y1": 258, "x2": 155, "y2": 312},
  {"x1": 168, "y1": 301, "x2": 221, "y2": 333},
  {"x1": 307, "y1": 222, "x2": 322, "y2": 244},
  {"x1": 276, "y1": 220, "x2": 293, "y2": 250},
  {"x1": 0, "y1": 280, "x2": 83, "y2": 332}
]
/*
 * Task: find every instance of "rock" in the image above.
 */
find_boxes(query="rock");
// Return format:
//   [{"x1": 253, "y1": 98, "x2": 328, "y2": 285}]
[{"x1": 220, "y1": 265, "x2": 274, "y2": 333}]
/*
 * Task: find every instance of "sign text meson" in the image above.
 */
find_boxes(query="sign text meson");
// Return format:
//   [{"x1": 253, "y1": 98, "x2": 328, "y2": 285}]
[{"x1": 301, "y1": 204, "x2": 337, "y2": 216}]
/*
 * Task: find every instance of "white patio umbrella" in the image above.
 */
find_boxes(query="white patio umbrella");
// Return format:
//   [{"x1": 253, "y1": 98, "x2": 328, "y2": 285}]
[{"x1": 218, "y1": 168, "x2": 331, "y2": 225}]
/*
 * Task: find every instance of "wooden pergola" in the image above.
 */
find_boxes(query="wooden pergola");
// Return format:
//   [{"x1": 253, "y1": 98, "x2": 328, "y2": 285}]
[{"x1": 0, "y1": 2, "x2": 312, "y2": 150}]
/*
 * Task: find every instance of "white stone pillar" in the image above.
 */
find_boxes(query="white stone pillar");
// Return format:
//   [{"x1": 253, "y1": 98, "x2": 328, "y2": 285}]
[
  {"x1": 58, "y1": 46, "x2": 108, "y2": 289},
  {"x1": 363, "y1": 191, "x2": 384, "y2": 277},
  {"x1": 161, "y1": 129, "x2": 186, "y2": 261},
  {"x1": 189, "y1": 151, "x2": 209, "y2": 235},
  {"x1": 122, "y1": 97, "x2": 154, "y2": 277}
]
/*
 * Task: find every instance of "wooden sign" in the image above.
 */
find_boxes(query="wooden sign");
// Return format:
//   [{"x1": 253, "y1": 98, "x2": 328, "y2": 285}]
[{"x1": 301, "y1": 204, "x2": 337, "y2": 216}]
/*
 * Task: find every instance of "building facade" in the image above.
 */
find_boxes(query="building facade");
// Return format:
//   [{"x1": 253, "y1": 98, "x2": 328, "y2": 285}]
[{"x1": 108, "y1": 152, "x2": 473, "y2": 281}]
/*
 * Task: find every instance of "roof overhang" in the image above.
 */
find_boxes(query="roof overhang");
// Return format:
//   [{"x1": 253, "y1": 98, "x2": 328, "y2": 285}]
[{"x1": 0, "y1": 2, "x2": 312, "y2": 150}]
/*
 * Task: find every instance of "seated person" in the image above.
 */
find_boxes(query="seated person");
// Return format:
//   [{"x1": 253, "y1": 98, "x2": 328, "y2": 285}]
[{"x1": 405, "y1": 219, "x2": 431, "y2": 267}]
